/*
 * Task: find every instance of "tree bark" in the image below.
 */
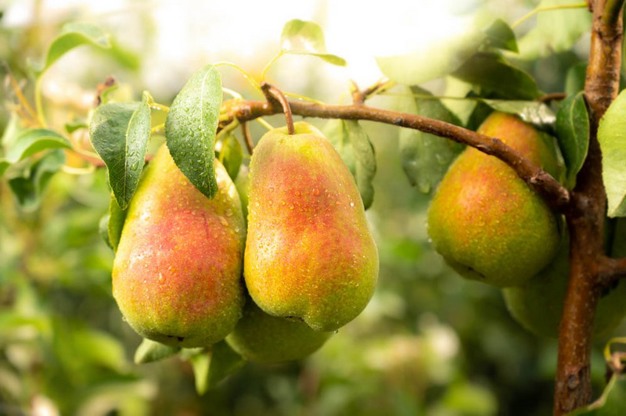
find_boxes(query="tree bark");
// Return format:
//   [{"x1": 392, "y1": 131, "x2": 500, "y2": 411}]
[{"x1": 554, "y1": 0, "x2": 623, "y2": 414}]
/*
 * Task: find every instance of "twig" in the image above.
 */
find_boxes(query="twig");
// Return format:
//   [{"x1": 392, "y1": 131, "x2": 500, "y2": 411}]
[
  {"x1": 241, "y1": 122, "x2": 254, "y2": 155},
  {"x1": 261, "y1": 82, "x2": 294, "y2": 134}
]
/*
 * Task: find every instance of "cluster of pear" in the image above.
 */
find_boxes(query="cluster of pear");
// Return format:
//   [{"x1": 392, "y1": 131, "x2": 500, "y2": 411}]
[
  {"x1": 111, "y1": 122, "x2": 379, "y2": 363},
  {"x1": 427, "y1": 112, "x2": 626, "y2": 338}
]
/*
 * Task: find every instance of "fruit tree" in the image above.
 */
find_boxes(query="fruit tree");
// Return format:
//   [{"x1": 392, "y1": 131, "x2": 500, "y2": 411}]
[{"x1": 3, "y1": 0, "x2": 626, "y2": 415}]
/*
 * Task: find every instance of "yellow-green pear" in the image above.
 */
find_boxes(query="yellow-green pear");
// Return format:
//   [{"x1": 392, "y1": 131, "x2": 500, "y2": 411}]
[
  {"x1": 427, "y1": 112, "x2": 562, "y2": 287},
  {"x1": 504, "y1": 231, "x2": 626, "y2": 338},
  {"x1": 112, "y1": 144, "x2": 245, "y2": 348},
  {"x1": 226, "y1": 299, "x2": 332, "y2": 364},
  {"x1": 244, "y1": 122, "x2": 379, "y2": 332}
]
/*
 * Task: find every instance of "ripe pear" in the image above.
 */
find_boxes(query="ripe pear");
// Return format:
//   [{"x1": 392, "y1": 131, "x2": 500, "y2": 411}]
[
  {"x1": 112, "y1": 144, "x2": 245, "y2": 348},
  {"x1": 244, "y1": 122, "x2": 379, "y2": 332},
  {"x1": 504, "y1": 232, "x2": 626, "y2": 338},
  {"x1": 427, "y1": 112, "x2": 562, "y2": 287},
  {"x1": 226, "y1": 299, "x2": 332, "y2": 364}
]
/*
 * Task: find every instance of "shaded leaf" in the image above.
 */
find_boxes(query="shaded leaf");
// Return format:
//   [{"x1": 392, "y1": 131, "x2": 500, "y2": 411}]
[
  {"x1": 324, "y1": 120, "x2": 376, "y2": 209},
  {"x1": 280, "y1": 19, "x2": 346, "y2": 66},
  {"x1": 206, "y1": 341, "x2": 245, "y2": 390},
  {"x1": 452, "y1": 52, "x2": 543, "y2": 100},
  {"x1": 134, "y1": 338, "x2": 180, "y2": 364},
  {"x1": 189, "y1": 351, "x2": 211, "y2": 395},
  {"x1": 484, "y1": 19, "x2": 518, "y2": 52},
  {"x1": 555, "y1": 92, "x2": 589, "y2": 189},
  {"x1": 165, "y1": 65, "x2": 222, "y2": 199},
  {"x1": 5, "y1": 128, "x2": 71, "y2": 163},
  {"x1": 395, "y1": 86, "x2": 464, "y2": 193},
  {"x1": 89, "y1": 93, "x2": 151, "y2": 210},
  {"x1": 8, "y1": 149, "x2": 65, "y2": 211},
  {"x1": 598, "y1": 89, "x2": 626, "y2": 217},
  {"x1": 41, "y1": 22, "x2": 111, "y2": 73},
  {"x1": 376, "y1": 31, "x2": 484, "y2": 85}
]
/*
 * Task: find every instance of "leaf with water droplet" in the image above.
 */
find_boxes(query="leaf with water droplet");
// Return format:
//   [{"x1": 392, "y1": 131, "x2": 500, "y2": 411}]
[
  {"x1": 166, "y1": 65, "x2": 222, "y2": 199},
  {"x1": 394, "y1": 85, "x2": 464, "y2": 193},
  {"x1": 89, "y1": 92, "x2": 151, "y2": 209}
]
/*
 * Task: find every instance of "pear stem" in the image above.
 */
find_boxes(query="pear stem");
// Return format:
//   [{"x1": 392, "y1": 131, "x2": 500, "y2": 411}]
[{"x1": 261, "y1": 82, "x2": 295, "y2": 135}]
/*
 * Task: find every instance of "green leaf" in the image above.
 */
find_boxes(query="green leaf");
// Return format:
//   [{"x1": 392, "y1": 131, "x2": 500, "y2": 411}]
[
  {"x1": 0, "y1": 160, "x2": 10, "y2": 177},
  {"x1": 484, "y1": 19, "x2": 518, "y2": 52},
  {"x1": 108, "y1": 194, "x2": 127, "y2": 252},
  {"x1": 41, "y1": 22, "x2": 111, "y2": 73},
  {"x1": 555, "y1": 92, "x2": 589, "y2": 189},
  {"x1": 518, "y1": 0, "x2": 591, "y2": 60},
  {"x1": 219, "y1": 132, "x2": 243, "y2": 181},
  {"x1": 324, "y1": 120, "x2": 376, "y2": 209},
  {"x1": 571, "y1": 374, "x2": 626, "y2": 415},
  {"x1": 5, "y1": 128, "x2": 71, "y2": 163},
  {"x1": 376, "y1": 31, "x2": 484, "y2": 85},
  {"x1": 89, "y1": 93, "x2": 151, "y2": 210},
  {"x1": 165, "y1": 65, "x2": 222, "y2": 199},
  {"x1": 452, "y1": 52, "x2": 543, "y2": 100},
  {"x1": 598, "y1": 89, "x2": 626, "y2": 217},
  {"x1": 280, "y1": 19, "x2": 346, "y2": 66},
  {"x1": 565, "y1": 62, "x2": 588, "y2": 96},
  {"x1": 395, "y1": 86, "x2": 464, "y2": 193},
  {"x1": 189, "y1": 351, "x2": 211, "y2": 395},
  {"x1": 206, "y1": 341, "x2": 245, "y2": 390},
  {"x1": 8, "y1": 149, "x2": 65, "y2": 211},
  {"x1": 186, "y1": 341, "x2": 245, "y2": 395},
  {"x1": 134, "y1": 338, "x2": 180, "y2": 364}
]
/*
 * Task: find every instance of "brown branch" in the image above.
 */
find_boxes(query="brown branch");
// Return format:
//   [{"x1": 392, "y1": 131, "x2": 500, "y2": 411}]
[
  {"x1": 261, "y1": 82, "x2": 294, "y2": 134},
  {"x1": 228, "y1": 98, "x2": 570, "y2": 211},
  {"x1": 554, "y1": 0, "x2": 624, "y2": 414}
]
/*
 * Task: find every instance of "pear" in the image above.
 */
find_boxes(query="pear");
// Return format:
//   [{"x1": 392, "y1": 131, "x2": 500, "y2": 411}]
[
  {"x1": 427, "y1": 112, "x2": 562, "y2": 287},
  {"x1": 112, "y1": 144, "x2": 245, "y2": 348},
  {"x1": 244, "y1": 122, "x2": 379, "y2": 332},
  {"x1": 226, "y1": 299, "x2": 332, "y2": 364},
  {"x1": 504, "y1": 231, "x2": 626, "y2": 338}
]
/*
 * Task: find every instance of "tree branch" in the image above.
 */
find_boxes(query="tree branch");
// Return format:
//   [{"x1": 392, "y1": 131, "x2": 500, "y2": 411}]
[
  {"x1": 225, "y1": 97, "x2": 570, "y2": 211},
  {"x1": 554, "y1": 0, "x2": 624, "y2": 414}
]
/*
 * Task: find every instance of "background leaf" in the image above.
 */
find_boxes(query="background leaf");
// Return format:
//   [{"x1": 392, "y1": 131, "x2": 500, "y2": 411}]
[
  {"x1": 5, "y1": 128, "x2": 71, "y2": 163},
  {"x1": 555, "y1": 92, "x2": 589, "y2": 189},
  {"x1": 41, "y1": 22, "x2": 111, "y2": 73},
  {"x1": 7, "y1": 149, "x2": 65, "y2": 211},
  {"x1": 571, "y1": 374, "x2": 626, "y2": 415},
  {"x1": 598, "y1": 89, "x2": 626, "y2": 217},
  {"x1": 484, "y1": 19, "x2": 518, "y2": 52},
  {"x1": 165, "y1": 65, "x2": 222, "y2": 199},
  {"x1": 89, "y1": 95, "x2": 151, "y2": 210},
  {"x1": 324, "y1": 120, "x2": 376, "y2": 209},
  {"x1": 395, "y1": 86, "x2": 464, "y2": 193},
  {"x1": 134, "y1": 339, "x2": 180, "y2": 364},
  {"x1": 280, "y1": 19, "x2": 346, "y2": 66},
  {"x1": 452, "y1": 52, "x2": 543, "y2": 100},
  {"x1": 518, "y1": 0, "x2": 591, "y2": 60}
]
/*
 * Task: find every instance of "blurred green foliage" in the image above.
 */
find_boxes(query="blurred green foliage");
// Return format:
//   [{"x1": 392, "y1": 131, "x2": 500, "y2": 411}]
[{"x1": 1, "y1": 1, "x2": 625, "y2": 415}]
